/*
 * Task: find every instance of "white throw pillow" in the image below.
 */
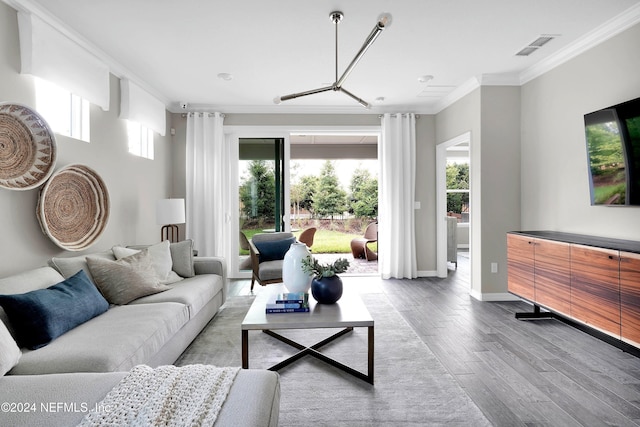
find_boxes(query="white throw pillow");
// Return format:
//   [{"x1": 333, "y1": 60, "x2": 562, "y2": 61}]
[
  {"x1": 112, "y1": 241, "x2": 183, "y2": 285},
  {"x1": 0, "y1": 320, "x2": 21, "y2": 375}
]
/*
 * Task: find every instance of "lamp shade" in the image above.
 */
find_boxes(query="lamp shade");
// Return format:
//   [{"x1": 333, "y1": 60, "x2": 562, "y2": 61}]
[{"x1": 156, "y1": 198, "x2": 185, "y2": 225}]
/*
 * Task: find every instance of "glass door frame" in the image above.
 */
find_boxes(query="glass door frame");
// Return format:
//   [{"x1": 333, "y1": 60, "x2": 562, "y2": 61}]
[
  {"x1": 228, "y1": 129, "x2": 291, "y2": 279},
  {"x1": 226, "y1": 125, "x2": 381, "y2": 279}
]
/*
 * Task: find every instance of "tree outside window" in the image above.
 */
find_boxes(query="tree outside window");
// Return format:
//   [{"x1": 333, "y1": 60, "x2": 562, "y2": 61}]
[{"x1": 446, "y1": 162, "x2": 469, "y2": 223}]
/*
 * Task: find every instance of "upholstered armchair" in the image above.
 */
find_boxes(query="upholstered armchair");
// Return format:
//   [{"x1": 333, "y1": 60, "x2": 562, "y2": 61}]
[{"x1": 249, "y1": 232, "x2": 295, "y2": 291}]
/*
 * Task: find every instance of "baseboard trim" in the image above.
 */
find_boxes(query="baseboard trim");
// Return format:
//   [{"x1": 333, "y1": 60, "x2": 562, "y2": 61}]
[
  {"x1": 418, "y1": 270, "x2": 438, "y2": 277},
  {"x1": 470, "y1": 291, "x2": 520, "y2": 302}
]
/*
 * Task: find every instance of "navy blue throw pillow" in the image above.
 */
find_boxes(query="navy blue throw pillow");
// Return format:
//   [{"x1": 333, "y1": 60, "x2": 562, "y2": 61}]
[
  {"x1": 0, "y1": 270, "x2": 109, "y2": 350},
  {"x1": 254, "y1": 237, "x2": 296, "y2": 262}
]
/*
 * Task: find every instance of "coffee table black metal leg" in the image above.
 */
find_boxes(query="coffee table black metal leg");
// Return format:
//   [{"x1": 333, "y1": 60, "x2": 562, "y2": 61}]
[
  {"x1": 368, "y1": 325, "x2": 374, "y2": 384},
  {"x1": 262, "y1": 327, "x2": 374, "y2": 384},
  {"x1": 242, "y1": 329, "x2": 248, "y2": 369}
]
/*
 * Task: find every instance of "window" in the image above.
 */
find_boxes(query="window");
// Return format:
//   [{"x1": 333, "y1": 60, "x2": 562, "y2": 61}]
[
  {"x1": 127, "y1": 121, "x2": 154, "y2": 160},
  {"x1": 35, "y1": 77, "x2": 90, "y2": 142}
]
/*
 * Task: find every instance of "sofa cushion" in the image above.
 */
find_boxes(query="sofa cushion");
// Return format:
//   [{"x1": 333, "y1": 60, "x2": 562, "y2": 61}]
[
  {"x1": 113, "y1": 240, "x2": 183, "y2": 285},
  {"x1": 9, "y1": 302, "x2": 190, "y2": 375},
  {"x1": 87, "y1": 250, "x2": 170, "y2": 305},
  {"x1": 0, "y1": 270, "x2": 109, "y2": 350},
  {"x1": 0, "y1": 320, "x2": 20, "y2": 376},
  {"x1": 254, "y1": 237, "x2": 296, "y2": 262},
  {"x1": 49, "y1": 250, "x2": 115, "y2": 281},
  {"x1": 259, "y1": 260, "x2": 285, "y2": 281},
  {"x1": 130, "y1": 274, "x2": 224, "y2": 318},
  {"x1": 0, "y1": 371, "x2": 126, "y2": 427}
]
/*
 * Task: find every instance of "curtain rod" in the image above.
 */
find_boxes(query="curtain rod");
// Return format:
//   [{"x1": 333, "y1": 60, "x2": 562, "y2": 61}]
[
  {"x1": 180, "y1": 112, "x2": 225, "y2": 118},
  {"x1": 378, "y1": 114, "x2": 420, "y2": 119}
]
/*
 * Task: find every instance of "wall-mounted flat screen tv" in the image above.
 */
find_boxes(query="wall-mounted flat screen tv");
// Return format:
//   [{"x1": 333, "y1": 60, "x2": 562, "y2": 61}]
[{"x1": 584, "y1": 96, "x2": 640, "y2": 206}]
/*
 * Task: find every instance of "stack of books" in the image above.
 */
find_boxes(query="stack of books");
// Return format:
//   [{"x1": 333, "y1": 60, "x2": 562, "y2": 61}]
[{"x1": 265, "y1": 292, "x2": 310, "y2": 313}]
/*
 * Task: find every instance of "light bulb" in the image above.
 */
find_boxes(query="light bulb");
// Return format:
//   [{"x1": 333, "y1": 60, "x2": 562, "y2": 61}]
[{"x1": 377, "y1": 13, "x2": 392, "y2": 29}]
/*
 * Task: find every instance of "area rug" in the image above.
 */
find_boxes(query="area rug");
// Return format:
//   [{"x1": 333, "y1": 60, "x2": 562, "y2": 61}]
[{"x1": 176, "y1": 292, "x2": 490, "y2": 426}]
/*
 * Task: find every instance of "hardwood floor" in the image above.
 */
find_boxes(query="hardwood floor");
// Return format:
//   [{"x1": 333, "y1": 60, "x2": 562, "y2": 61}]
[{"x1": 230, "y1": 252, "x2": 640, "y2": 426}]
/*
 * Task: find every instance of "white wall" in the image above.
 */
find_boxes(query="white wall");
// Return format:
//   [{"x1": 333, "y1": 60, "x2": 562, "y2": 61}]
[
  {"x1": 435, "y1": 86, "x2": 522, "y2": 298},
  {"x1": 0, "y1": 2, "x2": 173, "y2": 278},
  {"x1": 521, "y1": 23, "x2": 640, "y2": 240}
]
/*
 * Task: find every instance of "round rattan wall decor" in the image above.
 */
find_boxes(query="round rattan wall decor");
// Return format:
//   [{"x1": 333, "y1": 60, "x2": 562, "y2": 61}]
[
  {"x1": 37, "y1": 164, "x2": 110, "y2": 251},
  {"x1": 0, "y1": 103, "x2": 57, "y2": 190}
]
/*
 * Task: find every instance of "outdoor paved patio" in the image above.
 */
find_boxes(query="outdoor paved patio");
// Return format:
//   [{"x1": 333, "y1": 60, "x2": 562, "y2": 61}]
[{"x1": 313, "y1": 252, "x2": 378, "y2": 275}]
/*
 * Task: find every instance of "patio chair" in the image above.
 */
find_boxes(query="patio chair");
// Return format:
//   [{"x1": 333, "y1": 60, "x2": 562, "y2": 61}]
[
  {"x1": 297, "y1": 227, "x2": 317, "y2": 250},
  {"x1": 249, "y1": 232, "x2": 295, "y2": 291},
  {"x1": 350, "y1": 222, "x2": 378, "y2": 261}
]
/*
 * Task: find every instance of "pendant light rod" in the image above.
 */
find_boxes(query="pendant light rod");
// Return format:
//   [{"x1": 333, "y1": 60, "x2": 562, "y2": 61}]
[
  {"x1": 279, "y1": 85, "x2": 334, "y2": 102},
  {"x1": 274, "y1": 11, "x2": 391, "y2": 108},
  {"x1": 339, "y1": 87, "x2": 370, "y2": 108},
  {"x1": 335, "y1": 19, "x2": 386, "y2": 89},
  {"x1": 332, "y1": 11, "x2": 342, "y2": 83}
]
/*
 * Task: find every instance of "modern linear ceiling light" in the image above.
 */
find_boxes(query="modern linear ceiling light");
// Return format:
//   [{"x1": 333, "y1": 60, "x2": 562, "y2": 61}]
[{"x1": 274, "y1": 11, "x2": 392, "y2": 109}]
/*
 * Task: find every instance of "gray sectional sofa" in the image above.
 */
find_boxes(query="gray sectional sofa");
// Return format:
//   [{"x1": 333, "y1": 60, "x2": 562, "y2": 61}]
[{"x1": 0, "y1": 240, "x2": 280, "y2": 426}]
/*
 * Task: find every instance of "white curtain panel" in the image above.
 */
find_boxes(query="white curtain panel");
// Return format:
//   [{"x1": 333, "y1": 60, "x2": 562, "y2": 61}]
[
  {"x1": 379, "y1": 113, "x2": 418, "y2": 279},
  {"x1": 185, "y1": 112, "x2": 229, "y2": 258}
]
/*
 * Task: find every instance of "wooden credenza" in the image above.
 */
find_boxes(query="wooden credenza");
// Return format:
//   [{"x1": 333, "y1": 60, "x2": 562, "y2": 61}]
[{"x1": 507, "y1": 231, "x2": 640, "y2": 350}]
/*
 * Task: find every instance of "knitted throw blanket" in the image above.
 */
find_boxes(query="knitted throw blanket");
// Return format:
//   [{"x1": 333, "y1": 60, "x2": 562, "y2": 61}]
[{"x1": 78, "y1": 364, "x2": 240, "y2": 427}]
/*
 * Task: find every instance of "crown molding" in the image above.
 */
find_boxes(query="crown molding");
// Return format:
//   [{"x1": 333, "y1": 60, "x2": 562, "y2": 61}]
[
  {"x1": 477, "y1": 73, "x2": 521, "y2": 86},
  {"x1": 433, "y1": 77, "x2": 481, "y2": 114},
  {"x1": 519, "y1": 3, "x2": 640, "y2": 85},
  {"x1": 168, "y1": 102, "x2": 436, "y2": 115}
]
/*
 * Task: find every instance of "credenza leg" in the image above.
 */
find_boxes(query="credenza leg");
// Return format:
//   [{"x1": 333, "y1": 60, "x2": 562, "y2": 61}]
[{"x1": 515, "y1": 304, "x2": 556, "y2": 320}]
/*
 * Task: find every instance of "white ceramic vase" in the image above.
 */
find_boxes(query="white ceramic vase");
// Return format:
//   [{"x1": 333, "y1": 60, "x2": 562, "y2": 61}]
[{"x1": 282, "y1": 242, "x2": 313, "y2": 293}]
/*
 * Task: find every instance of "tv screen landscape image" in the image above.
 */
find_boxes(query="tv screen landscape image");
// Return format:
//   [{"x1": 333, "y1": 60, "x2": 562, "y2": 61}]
[{"x1": 584, "y1": 96, "x2": 640, "y2": 206}]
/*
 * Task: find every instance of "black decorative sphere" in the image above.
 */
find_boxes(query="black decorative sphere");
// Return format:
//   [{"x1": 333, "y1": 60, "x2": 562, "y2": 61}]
[{"x1": 311, "y1": 275, "x2": 343, "y2": 304}]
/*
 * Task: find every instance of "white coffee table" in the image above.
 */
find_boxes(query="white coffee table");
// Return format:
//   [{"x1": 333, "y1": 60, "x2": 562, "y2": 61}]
[{"x1": 241, "y1": 285, "x2": 374, "y2": 384}]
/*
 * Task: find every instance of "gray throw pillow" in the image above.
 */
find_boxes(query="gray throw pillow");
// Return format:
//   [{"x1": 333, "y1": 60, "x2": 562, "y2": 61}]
[
  {"x1": 87, "y1": 249, "x2": 170, "y2": 305},
  {"x1": 170, "y1": 239, "x2": 195, "y2": 278},
  {"x1": 112, "y1": 240, "x2": 183, "y2": 285},
  {"x1": 0, "y1": 320, "x2": 20, "y2": 375}
]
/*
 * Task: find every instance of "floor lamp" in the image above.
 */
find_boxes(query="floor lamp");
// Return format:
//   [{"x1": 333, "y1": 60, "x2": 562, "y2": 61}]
[{"x1": 156, "y1": 198, "x2": 185, "y2": 243}]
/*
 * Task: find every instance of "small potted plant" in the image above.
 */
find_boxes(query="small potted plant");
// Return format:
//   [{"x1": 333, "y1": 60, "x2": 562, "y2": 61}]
[{"x1": 301, "y1": 256, "x2": 350, "y2": 304}]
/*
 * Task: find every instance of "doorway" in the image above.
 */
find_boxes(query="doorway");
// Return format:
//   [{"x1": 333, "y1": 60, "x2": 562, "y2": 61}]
[
  {"x1": 229, "y1": 126, "x2": 381, "y2": 279},
  {"x1": 436, "y1": 132, "x2": 471, "y2": 278}
]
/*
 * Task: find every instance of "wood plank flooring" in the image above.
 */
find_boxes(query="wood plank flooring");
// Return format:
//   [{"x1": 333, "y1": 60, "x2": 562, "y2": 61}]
[{"x1": 230, "y1": 252, "x2": 640, "y2": 426}]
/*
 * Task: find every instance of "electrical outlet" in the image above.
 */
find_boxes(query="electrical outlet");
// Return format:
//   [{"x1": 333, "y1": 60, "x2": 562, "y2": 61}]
[{"x1": 491, "y1": 262, "x2": 498, "y2": 273}]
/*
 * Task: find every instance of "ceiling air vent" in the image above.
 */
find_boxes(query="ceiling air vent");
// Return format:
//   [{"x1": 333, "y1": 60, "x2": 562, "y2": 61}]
[{"x1": 516, "y1": 34, "x2": 559, "y2": 56}]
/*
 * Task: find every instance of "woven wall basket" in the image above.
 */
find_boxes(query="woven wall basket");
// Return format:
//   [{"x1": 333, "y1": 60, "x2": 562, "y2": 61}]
[
  {"x1": 37, "y1": 164, "x2": 110, "y2": 251},
  {"x1": 0, "y1": 103, "x2": 57, "y2": 190}
]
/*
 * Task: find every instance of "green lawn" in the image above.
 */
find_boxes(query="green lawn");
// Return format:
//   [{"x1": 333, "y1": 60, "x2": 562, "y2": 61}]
[{"x1": 239, "y1": 228, "x2": 376, "y2": 255}]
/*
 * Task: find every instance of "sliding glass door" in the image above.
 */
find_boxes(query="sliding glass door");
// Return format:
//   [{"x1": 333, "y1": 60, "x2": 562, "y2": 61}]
[{"x1": 237, "y1": 138, "x2": 288, "y2": 276}]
